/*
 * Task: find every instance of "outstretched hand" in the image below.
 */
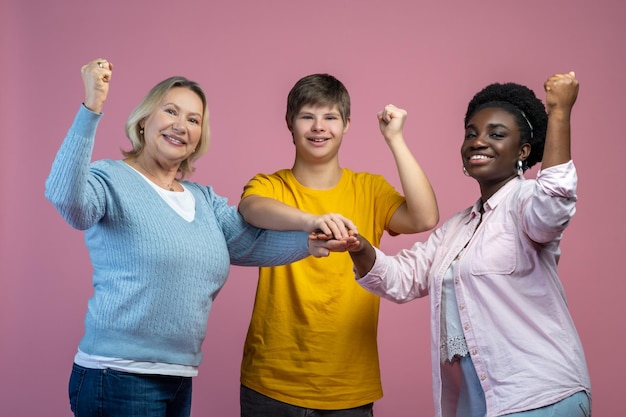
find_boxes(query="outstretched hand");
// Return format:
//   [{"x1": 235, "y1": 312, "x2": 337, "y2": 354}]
[
  {"x1": 81, "y1": 58, "x2": 113, "y2": 114},
  {"x1": 544, "y1": 71, "x2": 578, "y2": 114}
]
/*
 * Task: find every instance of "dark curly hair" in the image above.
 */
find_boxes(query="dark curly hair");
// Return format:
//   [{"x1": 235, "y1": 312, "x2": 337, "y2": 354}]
[{"x1": 464, "y1": 82, "x2": 548, "y2": 170}]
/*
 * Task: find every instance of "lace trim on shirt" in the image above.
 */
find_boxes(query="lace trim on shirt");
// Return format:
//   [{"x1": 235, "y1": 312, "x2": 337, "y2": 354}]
[{"x1": 441, "y1": 335, "x2": 469, "y2": 363}]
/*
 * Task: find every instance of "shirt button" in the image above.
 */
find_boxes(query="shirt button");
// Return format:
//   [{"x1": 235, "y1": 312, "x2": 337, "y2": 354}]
[
  {"x1": 471, "y1": 349, "x2": 478, "y2": 355},
  {"x1": 459, "y1": 304, "x2": 465, "y2": 310},
  {"x1": 480, "y1": 374, "x2": 487, "y2": 381},
  {"x1": 454, "y1": 278, "x2": 460, "y2": 284},
  {"x1": 464, "y1": 324, "x2": 470, "y2": 330}
]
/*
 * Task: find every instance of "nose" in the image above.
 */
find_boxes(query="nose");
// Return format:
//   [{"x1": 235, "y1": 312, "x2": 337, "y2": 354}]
[
  {"x1": 312, "y1": 117, "x2": 326, "y2": 131},
  {"x1": 468, "y1": 133, "x2": 488, "y2": 148},
  {"x1": 172, "y1": 116, "x2": 185, "y2": 133}
]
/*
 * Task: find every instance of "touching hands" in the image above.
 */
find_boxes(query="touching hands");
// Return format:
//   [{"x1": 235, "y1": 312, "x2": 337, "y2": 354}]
[
  {"x1": 81, "y1": 58, "x2": 113, "y2": 114},
  {"x1": 305, "y1": 212, "x2": 360, "y2": 257},
  {"x1": 308, "y1": 231, "x2": 361, "y2": 258},
  {"x1": 544, "y1": 71, "x2": 579, "y2": 114},
  {"x1": 306, "y1": 213, "x2": 358, "y2": 240},
  {"x1": 312, "y1": 232, "x2": 374, "y2": 277},
  {"x1": 378, "y1": 104, "x2": 407, "y2": 142}
]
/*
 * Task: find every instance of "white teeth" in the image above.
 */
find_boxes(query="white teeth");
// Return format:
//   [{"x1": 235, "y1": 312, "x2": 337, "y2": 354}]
[
  {"x1": 166, "y1": 135, "x2": 184, "y2": 144},
  {"x1": 470, "y1": 155, "x2": 489, "y2": 160}
]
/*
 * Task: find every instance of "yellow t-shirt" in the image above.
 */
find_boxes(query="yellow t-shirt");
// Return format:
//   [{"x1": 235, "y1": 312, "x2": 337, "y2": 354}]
[{"x1": 240, "y1": 168, "x2": 405, "y2": 409}]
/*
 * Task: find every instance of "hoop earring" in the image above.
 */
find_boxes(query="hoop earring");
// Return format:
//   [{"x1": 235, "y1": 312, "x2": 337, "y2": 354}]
[
  {"x1": 517, "y1": 159, "x2": 524, "y2": 177},
  {"x1": 463, "y1": 166, "x2": 471, "y2": 177}
]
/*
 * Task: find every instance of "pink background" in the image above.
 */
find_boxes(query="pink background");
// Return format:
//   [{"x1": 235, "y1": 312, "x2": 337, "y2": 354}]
[{"x1": 1, "y1": 0, "x2": 624, "y2": 416}]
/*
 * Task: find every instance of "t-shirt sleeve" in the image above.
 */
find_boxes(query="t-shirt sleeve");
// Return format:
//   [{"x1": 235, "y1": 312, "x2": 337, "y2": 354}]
[{"x1": 241, "y1": 172, "x2": 283, "y2": 200}]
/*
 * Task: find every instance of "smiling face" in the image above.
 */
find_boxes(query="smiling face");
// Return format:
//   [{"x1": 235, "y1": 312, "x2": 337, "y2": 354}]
[
  {"x1": 140, "y1": 87, "x2": 203, "y2": 166},
  {"x1": 462, "y1": 107, "x2": 530, "y2": 200},
  {"x1": 291, "y1": 104, "x2": 350, "y2": 163}
]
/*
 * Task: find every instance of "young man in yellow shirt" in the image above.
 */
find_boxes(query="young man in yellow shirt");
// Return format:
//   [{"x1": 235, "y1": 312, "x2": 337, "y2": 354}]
[{"x1": 238, "y1": 73, "x2": 439, "y2": 416}]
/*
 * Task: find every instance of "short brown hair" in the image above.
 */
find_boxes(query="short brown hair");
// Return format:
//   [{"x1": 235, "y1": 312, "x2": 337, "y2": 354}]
[{"x1": 285, "y1": 74, "x2": 350, "y2": 130}]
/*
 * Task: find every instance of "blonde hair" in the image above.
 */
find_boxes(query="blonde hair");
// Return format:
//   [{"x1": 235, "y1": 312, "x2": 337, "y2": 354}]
[{"x1": 123, "y1": 76, "x2": 210, "y2": 178}]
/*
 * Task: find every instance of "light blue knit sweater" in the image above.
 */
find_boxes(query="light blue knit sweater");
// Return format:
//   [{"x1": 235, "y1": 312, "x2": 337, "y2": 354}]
[{"x1": 45, "y1": 105, "x2": 310, "y2": 367}]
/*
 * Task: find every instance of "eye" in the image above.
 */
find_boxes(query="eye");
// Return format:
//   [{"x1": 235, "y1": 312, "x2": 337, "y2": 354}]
[
  {"x1": 464, "y1": 132, "x2": 476, "y2": 140},
  {"x1": 165, "y1": 108, "x2": 177, "y2": 116},
  {"x1": 188, "y1": 118, "x2": 199, "y2": 125},
  {"x1": 326, "y1": 115, "x2": 339, "y2": 120}
]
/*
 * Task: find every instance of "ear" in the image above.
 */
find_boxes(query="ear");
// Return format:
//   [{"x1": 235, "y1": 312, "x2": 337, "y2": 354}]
[
  {"x1": 343, "y1": 116, "x2": 351, "y2": 134},
  {"x1": 285, "y1": 114, "x2": 293, "y2": 132},
  {"x1": 519, "y1": 142, "x2": 531, "y2": 161}
]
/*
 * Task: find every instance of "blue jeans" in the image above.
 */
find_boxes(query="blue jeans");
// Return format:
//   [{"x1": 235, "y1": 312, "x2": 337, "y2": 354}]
[
  {"x1": 69, "y1": 363, "x2": 192, "y2": 417},
  {"x1": 457, "y1": 355, "x2": 486, "y2": 417},
  {"x1": 240, "y1": 385, "x2": 374, "y2": 417}
]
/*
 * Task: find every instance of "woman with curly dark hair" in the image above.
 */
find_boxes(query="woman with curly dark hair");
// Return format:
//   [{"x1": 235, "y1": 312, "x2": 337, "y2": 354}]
[{"x1": 341, "y1": 72, "x2": 591, "y2": 416}]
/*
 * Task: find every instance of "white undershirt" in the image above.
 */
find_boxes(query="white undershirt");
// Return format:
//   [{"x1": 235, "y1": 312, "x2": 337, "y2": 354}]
[{"x1": 131, "y1": 167, "x2": 196, "y2": 222}]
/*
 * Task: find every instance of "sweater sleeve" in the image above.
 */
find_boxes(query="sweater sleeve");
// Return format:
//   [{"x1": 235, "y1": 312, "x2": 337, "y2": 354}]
[
  {"x1": 208, "y1": 188, "x2": 310, "y2": 266},
  {"x1": 45, "y1": 105, "x2": 107, "y2": 230}
]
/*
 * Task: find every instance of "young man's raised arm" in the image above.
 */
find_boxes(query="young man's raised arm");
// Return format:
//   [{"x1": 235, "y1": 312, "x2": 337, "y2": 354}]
[{"x1": 378, "y1": 104, "x2": 439, "y2": 234}]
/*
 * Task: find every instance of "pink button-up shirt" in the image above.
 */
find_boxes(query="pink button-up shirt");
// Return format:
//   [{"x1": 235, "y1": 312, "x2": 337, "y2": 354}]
[{"x1": 358, "y1": 161, "x2": 591, "y2": 417}]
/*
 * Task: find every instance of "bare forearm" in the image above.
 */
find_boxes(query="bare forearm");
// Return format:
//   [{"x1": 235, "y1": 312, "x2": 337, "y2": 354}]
[
  {"x1": 240, "y1": 195, "x2": 358, "y2": 238},
  {"x1": 541, "y1": 71, "x2": 578, "y2": 170},
  {"x1": 541, "y1": 109, "x2": 572, "y2": 169},
  {"x1": 388, "y1": 137, "x2": 439, "y2": 233},
  {"x1": 349, "y1": 235, "x2": 377, "y2": 278},
  {"x1": 239, "y1": 195, "x2": 311, "y2": 230}
]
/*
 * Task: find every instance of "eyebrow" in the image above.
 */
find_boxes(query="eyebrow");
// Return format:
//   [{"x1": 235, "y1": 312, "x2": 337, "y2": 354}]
[
  {"x1": 466, "y1": 122, "x2": 509, "y2": 130},
  {"x1": 163, "y1": 102, "x2": 203, "y2": 119},
  {"x1": 298, "y1": 110, "x2": 341, "y2": 117}
]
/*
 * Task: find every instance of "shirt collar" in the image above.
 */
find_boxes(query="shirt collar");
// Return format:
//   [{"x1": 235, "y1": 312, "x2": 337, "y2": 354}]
[
  {"x1": 465, "y1": 176, "x2": 524, "y2": 223},
  {"x1": 484, "y1": 176, "x2": 523, "y2": 212}
]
